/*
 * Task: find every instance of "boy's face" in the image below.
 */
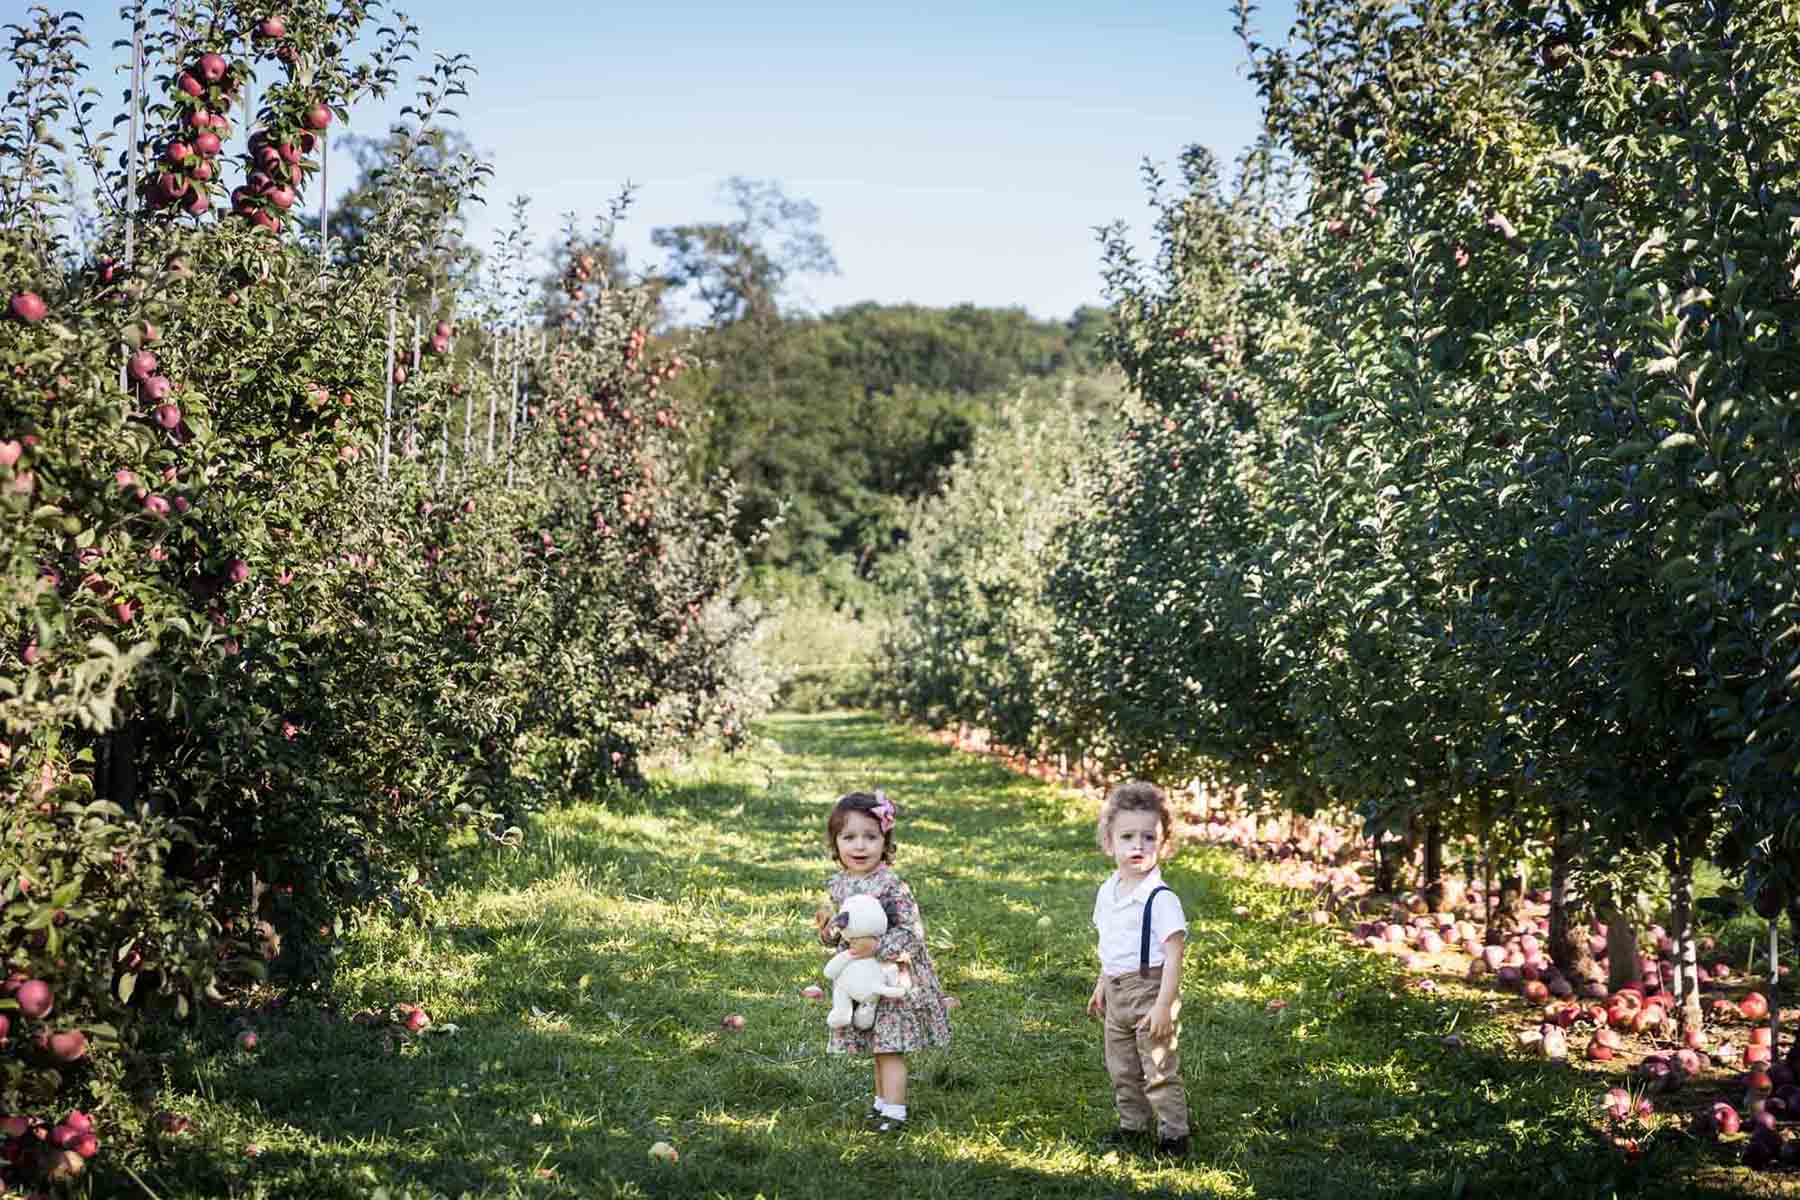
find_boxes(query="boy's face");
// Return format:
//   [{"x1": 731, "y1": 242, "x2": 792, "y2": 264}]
[{"x1": 1105, "y1": 809, "x2": 1163, "y2": 883}]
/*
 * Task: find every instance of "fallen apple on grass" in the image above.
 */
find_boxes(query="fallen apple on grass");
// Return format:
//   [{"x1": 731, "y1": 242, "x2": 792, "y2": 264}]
[
  {"x1": 720, "y1": 1014, "x2": 746, "y2": 1031},
  {"x1": 648, "y1": 1140, "x2": 678, "y2": 1163}
]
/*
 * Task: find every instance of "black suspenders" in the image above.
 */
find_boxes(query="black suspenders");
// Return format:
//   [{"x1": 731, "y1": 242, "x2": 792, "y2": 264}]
[{"x1": 1139, "y1": 885, "x2": 1172, "y2": 978}]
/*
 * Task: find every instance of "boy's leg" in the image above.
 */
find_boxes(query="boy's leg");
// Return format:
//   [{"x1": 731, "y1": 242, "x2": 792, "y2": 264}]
[
  {"x1": 1103, "y1": 975, "x2": 1154, "y2": 1133},
  {"x1": 1131, "y1": 989, "x2": 1189, "y2": 1142}
]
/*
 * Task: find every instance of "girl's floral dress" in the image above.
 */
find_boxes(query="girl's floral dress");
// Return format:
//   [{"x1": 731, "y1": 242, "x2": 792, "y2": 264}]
[{"x1": 822, "y1": 863, "x2": 952, "y2": 1055}]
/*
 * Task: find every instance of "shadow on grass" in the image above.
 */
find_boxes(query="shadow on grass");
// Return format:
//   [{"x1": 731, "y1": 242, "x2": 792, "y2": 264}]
[{"x1": 101, "y1": 714, "x2": 1784, "y2": 1200}]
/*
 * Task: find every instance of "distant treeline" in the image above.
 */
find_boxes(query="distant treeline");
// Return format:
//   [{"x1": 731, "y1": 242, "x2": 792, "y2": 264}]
[{"x1": 672, "y1": 301, "x2": 1114, "y2": 573}]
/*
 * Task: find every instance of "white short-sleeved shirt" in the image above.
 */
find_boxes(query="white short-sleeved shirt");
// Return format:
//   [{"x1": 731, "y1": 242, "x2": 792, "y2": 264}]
[{"x1": 1093, "y1": 867, "x2": 1187, "y2": 978}]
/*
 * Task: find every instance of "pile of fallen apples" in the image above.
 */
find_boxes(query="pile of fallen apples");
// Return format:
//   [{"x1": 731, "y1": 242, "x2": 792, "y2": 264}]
[
  {"x1": 0, "y1": 1108, "x2": 100, "y2": 1188},
  {"x1": 1191, "y1": 807, "x2": 1800, "y2": 1172}
]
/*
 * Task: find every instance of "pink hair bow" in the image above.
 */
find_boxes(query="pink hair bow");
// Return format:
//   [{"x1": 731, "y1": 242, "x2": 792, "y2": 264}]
[{"x1": 871, "y1": 791, "x2": 895, "y2": 832}]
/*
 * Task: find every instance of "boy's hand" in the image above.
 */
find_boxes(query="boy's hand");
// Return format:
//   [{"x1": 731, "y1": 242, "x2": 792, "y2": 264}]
[
  {"x1": 1087, "y1": 978, "x2": 1106, "y2": 1019},
  {"x1": 846, "y1": 936, "x2": 878, "y2": 959},
  {"x1": 1138, "y1": 1000, "x2": 1175, "y2": 1040}
]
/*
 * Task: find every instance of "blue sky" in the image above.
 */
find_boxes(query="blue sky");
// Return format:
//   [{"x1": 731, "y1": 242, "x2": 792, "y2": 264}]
[{"x1": 58, "y1": 2, "x2": 1299, "y2": 321}]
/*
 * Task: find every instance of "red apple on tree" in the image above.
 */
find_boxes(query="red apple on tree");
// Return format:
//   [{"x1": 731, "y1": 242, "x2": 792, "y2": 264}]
[
  {"x1": 177, "y1": 72, "x2": 204, "y2": 98},
  {"x1": 305, "y1": 103, "x2": 333, "y2": 130},
  {"x1": 256, "y1": 16, "x2": 286, "y2": 38},
  {"x1": 194, "y1": 131, "x2": 222, "y2": 157},
  {"x1": 8, "y1": 292, "x2": 46, "y2": 323},
  {"x1": 196, "y1": 53, "x2": 228, "y2": 83},
  {"x1": 153, "y1": 402, "x2": 181, "y2": 429},
  {"x1": 15, "y1": 978, "x2": 51, "y2": 1018}
]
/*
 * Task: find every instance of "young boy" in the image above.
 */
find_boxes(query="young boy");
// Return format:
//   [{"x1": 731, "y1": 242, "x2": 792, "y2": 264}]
[{"x1": 1087, "y1": 780, "x2": 1190, "y2": 1157}]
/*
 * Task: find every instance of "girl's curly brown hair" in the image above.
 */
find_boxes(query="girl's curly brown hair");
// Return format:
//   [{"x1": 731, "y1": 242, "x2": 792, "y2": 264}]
[{"x1": 827, "y1": 791, "x2": 898, "y2": 866}]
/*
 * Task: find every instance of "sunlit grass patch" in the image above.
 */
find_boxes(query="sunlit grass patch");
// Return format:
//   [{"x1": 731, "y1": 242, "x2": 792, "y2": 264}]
[{"x1": 109, "y1": 713, "x2": 1787, "y2": 1200}]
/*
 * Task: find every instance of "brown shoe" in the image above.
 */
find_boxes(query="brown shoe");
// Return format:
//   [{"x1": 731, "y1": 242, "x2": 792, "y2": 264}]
[{"x1": 1154, "y1": 1133, "x2": 1190, "y2": 1158}]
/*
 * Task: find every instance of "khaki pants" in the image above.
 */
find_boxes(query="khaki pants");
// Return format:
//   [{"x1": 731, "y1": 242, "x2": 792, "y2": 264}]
[{"x1": 1102, "y1": 971, "x2": 1188, "y2": 1138}]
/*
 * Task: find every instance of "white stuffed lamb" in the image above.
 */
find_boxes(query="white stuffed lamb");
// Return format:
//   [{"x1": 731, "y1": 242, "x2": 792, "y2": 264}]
[{"x1": 822, "y1": 893, "x2": 910, "y2": 1030}]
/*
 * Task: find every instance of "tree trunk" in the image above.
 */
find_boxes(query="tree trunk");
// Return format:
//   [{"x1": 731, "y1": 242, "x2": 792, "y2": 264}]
[
  {"x1": 105, "y1": 722, "x2": 139, "y2": 813},
  {"x1": 1667, "y1": 846, "x2": 1703, "y2": 1034},
  {"x1": 1489, "y1": 867, "x2": 1526, "y2": 942},
  {"x1": 1423, "y1": 819, "x2": 1446, "y2": 913},
  {"x1": 1770, "y1": 920, "x2": 1783, "y2": 1052},
  {"x1": 1549, "y1": 805, "x2": 1602, "y2": 983},
  {"x1": 1374, "y1": 833, "x2": 1397, "y2": 896},
  {"x1": 1604, "y1": 907, "x2": 1640, "y2": 993}
]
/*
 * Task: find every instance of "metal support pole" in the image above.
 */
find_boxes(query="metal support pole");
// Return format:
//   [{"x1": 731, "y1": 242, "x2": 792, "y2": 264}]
[
  {"x1": 463, "y1": 360, "x2": 474, "y2": 464},
  {"x1": 409, "y1": 312, "x2": 422, "y2": 456},
  {"x1": 1772, "y1": 920, "x2": 1783, "y2": 1056},
  {"x1": 319, "y1": 129, "x2": 328, "y2": 265},
  {"x1": 121, "y1": 6, "x2": 144, "y2": 394},
  {"x1": 440, "y1": 336, "x2": 454, "y2": 487},
  {"x1": 506, "y1": 323, "x2": 520, "y2": 487},
  {"x1": 381, "y1": 297, "x2": 396, "y2": 480},
  {"x1": 486, "y1": 332, "x2": 499, "y2": 463}
]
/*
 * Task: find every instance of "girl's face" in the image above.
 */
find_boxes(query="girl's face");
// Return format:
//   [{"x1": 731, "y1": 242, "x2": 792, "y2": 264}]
[{"x1": 835, "y1": 810, "x2": 886, "y2": 876}]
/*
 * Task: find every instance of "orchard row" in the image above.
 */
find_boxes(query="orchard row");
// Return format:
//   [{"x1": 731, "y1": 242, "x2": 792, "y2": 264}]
[
  {"x1": 877, "y1": 0, "x2": 1800, "y2": 1049},
  {"x1": 0, "y1": 3, "x2": 769, "y2": 1189}
]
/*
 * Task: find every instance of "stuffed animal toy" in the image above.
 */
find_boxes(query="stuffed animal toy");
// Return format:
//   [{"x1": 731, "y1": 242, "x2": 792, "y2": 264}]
[{"x1": 822, "y1": 893, "x2": 910, "y2": 1030}]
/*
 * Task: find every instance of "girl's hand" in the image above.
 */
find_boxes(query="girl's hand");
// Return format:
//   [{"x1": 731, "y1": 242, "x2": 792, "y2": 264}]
[
  {"x1": 1138, "y1": 1001, "x2": 1175, "y2": 1040},
  {"x1": 1087, "y1": 978, "x2": 1106, "y2": 1019},
  {"x1": 846, "y1": 936, "x2": 879, "y2": 959},
  {"x1": 814, "y1": 904, "x2": 837, "y2": 947}
]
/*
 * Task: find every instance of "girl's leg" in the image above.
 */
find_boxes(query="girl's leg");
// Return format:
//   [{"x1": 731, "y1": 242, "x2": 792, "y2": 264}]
[{"x1": 875, "y1": 1053, "x2": 908, "y2": 1108}]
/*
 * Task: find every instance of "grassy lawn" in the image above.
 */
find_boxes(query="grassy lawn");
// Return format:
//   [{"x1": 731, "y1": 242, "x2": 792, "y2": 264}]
[{"x1": 94, "y1": 714, "x2": 1776, "y2": 1199}]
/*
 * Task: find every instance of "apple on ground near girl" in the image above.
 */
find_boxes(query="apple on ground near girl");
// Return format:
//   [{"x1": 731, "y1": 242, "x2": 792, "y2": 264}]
[
  {"x1": 648, "y1": 1140, "x2": 678, "y2": 1163},
  {"x1": 800, "y1": 985, "x2": 823, "y2": 1000}
]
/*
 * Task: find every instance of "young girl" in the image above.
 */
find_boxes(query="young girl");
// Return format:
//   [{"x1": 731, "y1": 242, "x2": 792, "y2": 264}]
[{"x1": 815, "y1": 789, "x2": 952, "y2": 1134}]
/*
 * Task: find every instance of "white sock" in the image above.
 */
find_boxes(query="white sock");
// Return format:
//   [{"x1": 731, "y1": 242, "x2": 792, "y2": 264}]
[{"x1": 877, "y1": 1101, "x2": 907, "y2": 1120}]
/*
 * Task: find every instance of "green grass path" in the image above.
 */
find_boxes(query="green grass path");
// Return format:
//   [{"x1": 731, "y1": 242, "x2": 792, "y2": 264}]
[{"x1": 114, "y1": 714, "x2": 1760, "y2": 1199}]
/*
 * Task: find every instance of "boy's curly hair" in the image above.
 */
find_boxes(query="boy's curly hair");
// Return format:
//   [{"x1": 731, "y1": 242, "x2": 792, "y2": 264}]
[{"x1": 1097, "y1": 780, "x2": 1176, "y2": 856}]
